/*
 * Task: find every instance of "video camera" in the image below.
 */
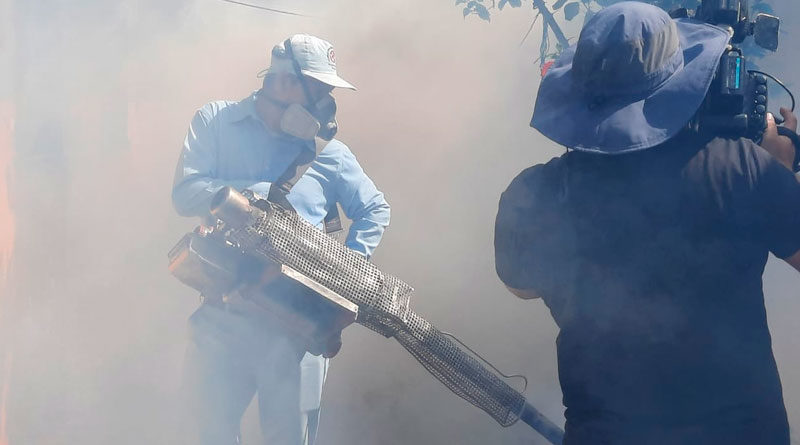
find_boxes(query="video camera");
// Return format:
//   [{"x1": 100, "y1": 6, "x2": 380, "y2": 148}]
[{"x1": 671, "y1": 0, "x2": 800, "y2": 171}]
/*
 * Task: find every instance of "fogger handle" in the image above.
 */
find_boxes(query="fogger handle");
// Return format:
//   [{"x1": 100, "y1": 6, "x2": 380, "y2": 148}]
[{"x1": 520, "y1": 402, "x2": 564, "y2": 445}]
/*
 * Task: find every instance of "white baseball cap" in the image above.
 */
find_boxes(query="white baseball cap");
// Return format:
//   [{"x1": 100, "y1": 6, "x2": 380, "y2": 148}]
[{"x1": 259, "y1": 34, "x2": 356, "y2": 90}]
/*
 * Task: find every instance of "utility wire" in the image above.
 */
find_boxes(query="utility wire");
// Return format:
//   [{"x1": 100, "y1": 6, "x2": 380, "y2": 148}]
[{"x1": 217, "y1": 0, "x2": 309, "y2": 17}]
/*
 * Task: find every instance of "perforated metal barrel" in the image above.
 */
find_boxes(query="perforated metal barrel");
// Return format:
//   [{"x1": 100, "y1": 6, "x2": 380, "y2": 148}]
[{"x1": 211, "y1": 187, "x2": 563, "y2": 443}]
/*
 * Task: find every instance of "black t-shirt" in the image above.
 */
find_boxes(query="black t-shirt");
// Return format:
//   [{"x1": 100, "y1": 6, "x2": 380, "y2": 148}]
[{"x1": 495, "y1": 134, "x2": 800, "y2": 444}]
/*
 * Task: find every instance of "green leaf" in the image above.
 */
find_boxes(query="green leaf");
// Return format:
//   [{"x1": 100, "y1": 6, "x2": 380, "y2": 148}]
[
  {"x1": 498, "y1": 0, "x2": 520, "y2": 9},
  {"x1": 552, "y1": 0, "x2": 569, "y2": 10},
  {"x1": 474, "y1": 3, "x2": 491, "y2": 20},
  {"x1": 463, "y1": 1, "x2": 490, "y2": 21},
  {"x1": 564, "y1": 2, "x2": 580, "y2": 20}
]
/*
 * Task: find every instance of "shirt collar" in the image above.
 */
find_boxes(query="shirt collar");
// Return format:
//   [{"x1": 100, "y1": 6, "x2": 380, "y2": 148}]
[
  {"x1": 226, "y1": 90, "x2": 317, "y2": 152},
  {"x1": 224, "y1": 91, "x2": 262, "y2": 124}
]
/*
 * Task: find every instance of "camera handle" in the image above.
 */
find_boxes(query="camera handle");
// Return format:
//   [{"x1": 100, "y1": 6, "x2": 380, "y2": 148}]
[{"x1": 776, "y1": 126, "x2": 800, "y2": 173}]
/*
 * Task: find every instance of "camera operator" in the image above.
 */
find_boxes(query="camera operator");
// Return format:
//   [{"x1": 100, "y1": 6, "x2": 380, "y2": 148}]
[{"x1": 494, "y1": 2, "x2": 800, "y2": 444}]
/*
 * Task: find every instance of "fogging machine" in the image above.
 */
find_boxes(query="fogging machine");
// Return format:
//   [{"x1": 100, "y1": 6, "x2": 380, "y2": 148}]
[{"x1": 168, "y1": 187, "x2": 564, "y2": 444}]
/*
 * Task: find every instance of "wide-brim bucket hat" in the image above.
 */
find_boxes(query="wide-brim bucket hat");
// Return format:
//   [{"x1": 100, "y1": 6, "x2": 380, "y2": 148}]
[{"x1": 530, "y1": 1, "x2": 731, "y2": 154}]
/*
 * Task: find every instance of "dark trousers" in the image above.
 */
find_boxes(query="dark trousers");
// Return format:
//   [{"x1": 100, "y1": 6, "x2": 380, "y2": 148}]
[
  {"x1": 563, "y1": 411, "x2": 790, "y2": 445},
  {"x1": 182, "y1": 303, "x2": 317, "y2": 445}
]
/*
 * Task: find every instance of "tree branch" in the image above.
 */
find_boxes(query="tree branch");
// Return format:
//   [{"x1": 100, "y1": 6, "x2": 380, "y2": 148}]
[{"x1": 530, "y1": 0, "x2": 569, "y2": 47}]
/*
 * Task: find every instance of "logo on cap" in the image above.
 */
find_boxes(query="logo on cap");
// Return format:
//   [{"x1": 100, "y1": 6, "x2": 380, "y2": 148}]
[{"x1": 327, "y1": 47, "x2": 336, "y2": 66}]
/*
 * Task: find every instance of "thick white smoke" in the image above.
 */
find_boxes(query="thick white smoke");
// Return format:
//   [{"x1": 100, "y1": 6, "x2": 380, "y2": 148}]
[{"x1": 2, "y1": 0, "x2": 800, "y2": 444}]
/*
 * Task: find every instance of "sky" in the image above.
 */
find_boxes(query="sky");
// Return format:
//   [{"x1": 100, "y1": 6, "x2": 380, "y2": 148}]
[{"x1": 1, "y1": 0, "x2": 800, "y2": 444}]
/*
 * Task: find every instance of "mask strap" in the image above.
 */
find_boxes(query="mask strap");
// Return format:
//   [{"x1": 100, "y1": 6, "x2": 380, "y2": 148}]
[
  {"x1": 283, "y1": 38, "x2": 317, "y2": 109},
  {"x1": 259, "y1": 91, "x2": 292, "y2": 109}
]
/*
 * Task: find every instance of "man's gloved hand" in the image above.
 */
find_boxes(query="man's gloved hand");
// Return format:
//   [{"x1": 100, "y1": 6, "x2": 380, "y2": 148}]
[
  {"x1": 266, "y1": 185, "x2": 295, "y2": 212},
  {"x1": 307, "y1": 330, "x2": 343, "y2": 358},
  {"x1": 761, "y1": 107, "x2": 798, "y2": 171},
  {"x1": 322, "y1": 331, "x2": 343, "y2": 358}
]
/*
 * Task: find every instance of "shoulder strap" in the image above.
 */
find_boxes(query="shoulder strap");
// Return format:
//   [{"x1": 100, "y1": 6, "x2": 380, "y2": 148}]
[
  {"x1": 273, "y1": 138, "x2": 326, "y2": 194},
  {"x1": 270, "y1": 138, "x2": 344, "y2": 238}
]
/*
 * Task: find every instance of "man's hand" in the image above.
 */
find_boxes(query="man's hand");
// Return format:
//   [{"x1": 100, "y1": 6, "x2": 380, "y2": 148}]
[
  {"x1": 322, "y1": 331, "x2": 343, "y2": 358},
  {"x1": 761, "y1": 107, "x2": 798, "y2": 171}
]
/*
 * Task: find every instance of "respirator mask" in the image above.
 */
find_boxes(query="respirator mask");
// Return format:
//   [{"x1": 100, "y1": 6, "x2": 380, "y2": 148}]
[
  {"x1": 279, "y1": 94, "x2": 338, "y2": 141},
  {"x1": 265, "y1": 39, "x2": 339, "y2": 141}
]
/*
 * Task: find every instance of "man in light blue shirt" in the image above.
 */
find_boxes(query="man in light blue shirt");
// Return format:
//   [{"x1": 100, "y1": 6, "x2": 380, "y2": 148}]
[{"x1": 173, "y1": 34, "x2": 390, "y2": 445}]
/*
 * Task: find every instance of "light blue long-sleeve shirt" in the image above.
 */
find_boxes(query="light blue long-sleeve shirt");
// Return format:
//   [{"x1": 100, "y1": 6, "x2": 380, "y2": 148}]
[
  {"x1": 172, "y1": 91, "x2": 390, "y2": 258},
  {"x1": 172, "y1": 92, "x2": 390, "y2": 411}
]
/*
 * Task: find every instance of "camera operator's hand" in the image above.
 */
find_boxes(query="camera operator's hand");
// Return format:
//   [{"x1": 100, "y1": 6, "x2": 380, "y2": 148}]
[{"x1": 761, "y1": 107, "x2": 798, "y2": 171}]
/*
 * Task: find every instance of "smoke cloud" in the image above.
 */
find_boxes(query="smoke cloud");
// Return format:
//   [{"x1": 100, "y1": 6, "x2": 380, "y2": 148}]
[{"x1": 2, "y1": 0, "x2": 800, "y2": 444}]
